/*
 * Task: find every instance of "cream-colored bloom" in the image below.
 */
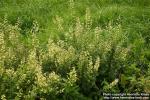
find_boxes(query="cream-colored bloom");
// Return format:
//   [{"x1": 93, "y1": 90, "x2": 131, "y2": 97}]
[
  {"x1": 53, "y1": 15, "x2": 63, "y2": 31},
  {"x1": 109, "y1": 79, "x2": 119, "y2": 88},
  {"x1": 74, "y1": 17, "x2": 83, "y2": 37},
  {"x1": 68, "y1": 67, "x2": 78, "y2": 86},
  {"x1": 1, "y1": 95, "x2": 6, "y2": 100},
  {"x1": 5, "y1": 69, "x2": 15, "y2": 77},
  {"x1": 0, "y1": 31, "x2": 5, "y2": 66},
  {"x1": 94, "y1": 57, "x2": 100, "y2": 72},
  {"x1": 85, "y1": 8, "x2": 92, "y2": 31}
]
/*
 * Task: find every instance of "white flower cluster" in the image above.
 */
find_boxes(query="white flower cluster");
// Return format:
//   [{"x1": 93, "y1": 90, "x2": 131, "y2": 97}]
[
  {"x1": 0, "y1": 31, "x2": 5, "y2": 66},
  {"x1": 47, "y1": 38, "x2": 76, "y2": 65}
]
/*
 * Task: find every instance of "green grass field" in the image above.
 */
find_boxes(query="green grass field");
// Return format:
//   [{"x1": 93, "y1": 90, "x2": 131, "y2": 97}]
[{"x1": 0, "y1": 0, "x2": 150, "y2": 99}]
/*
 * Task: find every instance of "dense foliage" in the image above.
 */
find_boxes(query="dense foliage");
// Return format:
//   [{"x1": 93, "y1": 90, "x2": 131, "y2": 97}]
[{"x1": 0, "y1": 0, "x2": 150, "y2": 100}]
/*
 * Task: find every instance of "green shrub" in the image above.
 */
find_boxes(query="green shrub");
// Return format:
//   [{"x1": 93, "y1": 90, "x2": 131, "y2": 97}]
[{"x1": 0, "y1": 1, "x2": 150, "y2": 99}]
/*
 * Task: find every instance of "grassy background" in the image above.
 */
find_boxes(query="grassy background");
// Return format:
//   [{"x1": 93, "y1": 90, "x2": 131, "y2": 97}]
[{"x1": 0, "y1": 0, "x2": 150, "y2": 43}]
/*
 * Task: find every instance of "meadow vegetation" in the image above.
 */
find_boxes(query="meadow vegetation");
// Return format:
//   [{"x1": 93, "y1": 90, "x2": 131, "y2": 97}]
[{"x1": 0, "y1": 0, "x2": 150, "y2": 99}]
